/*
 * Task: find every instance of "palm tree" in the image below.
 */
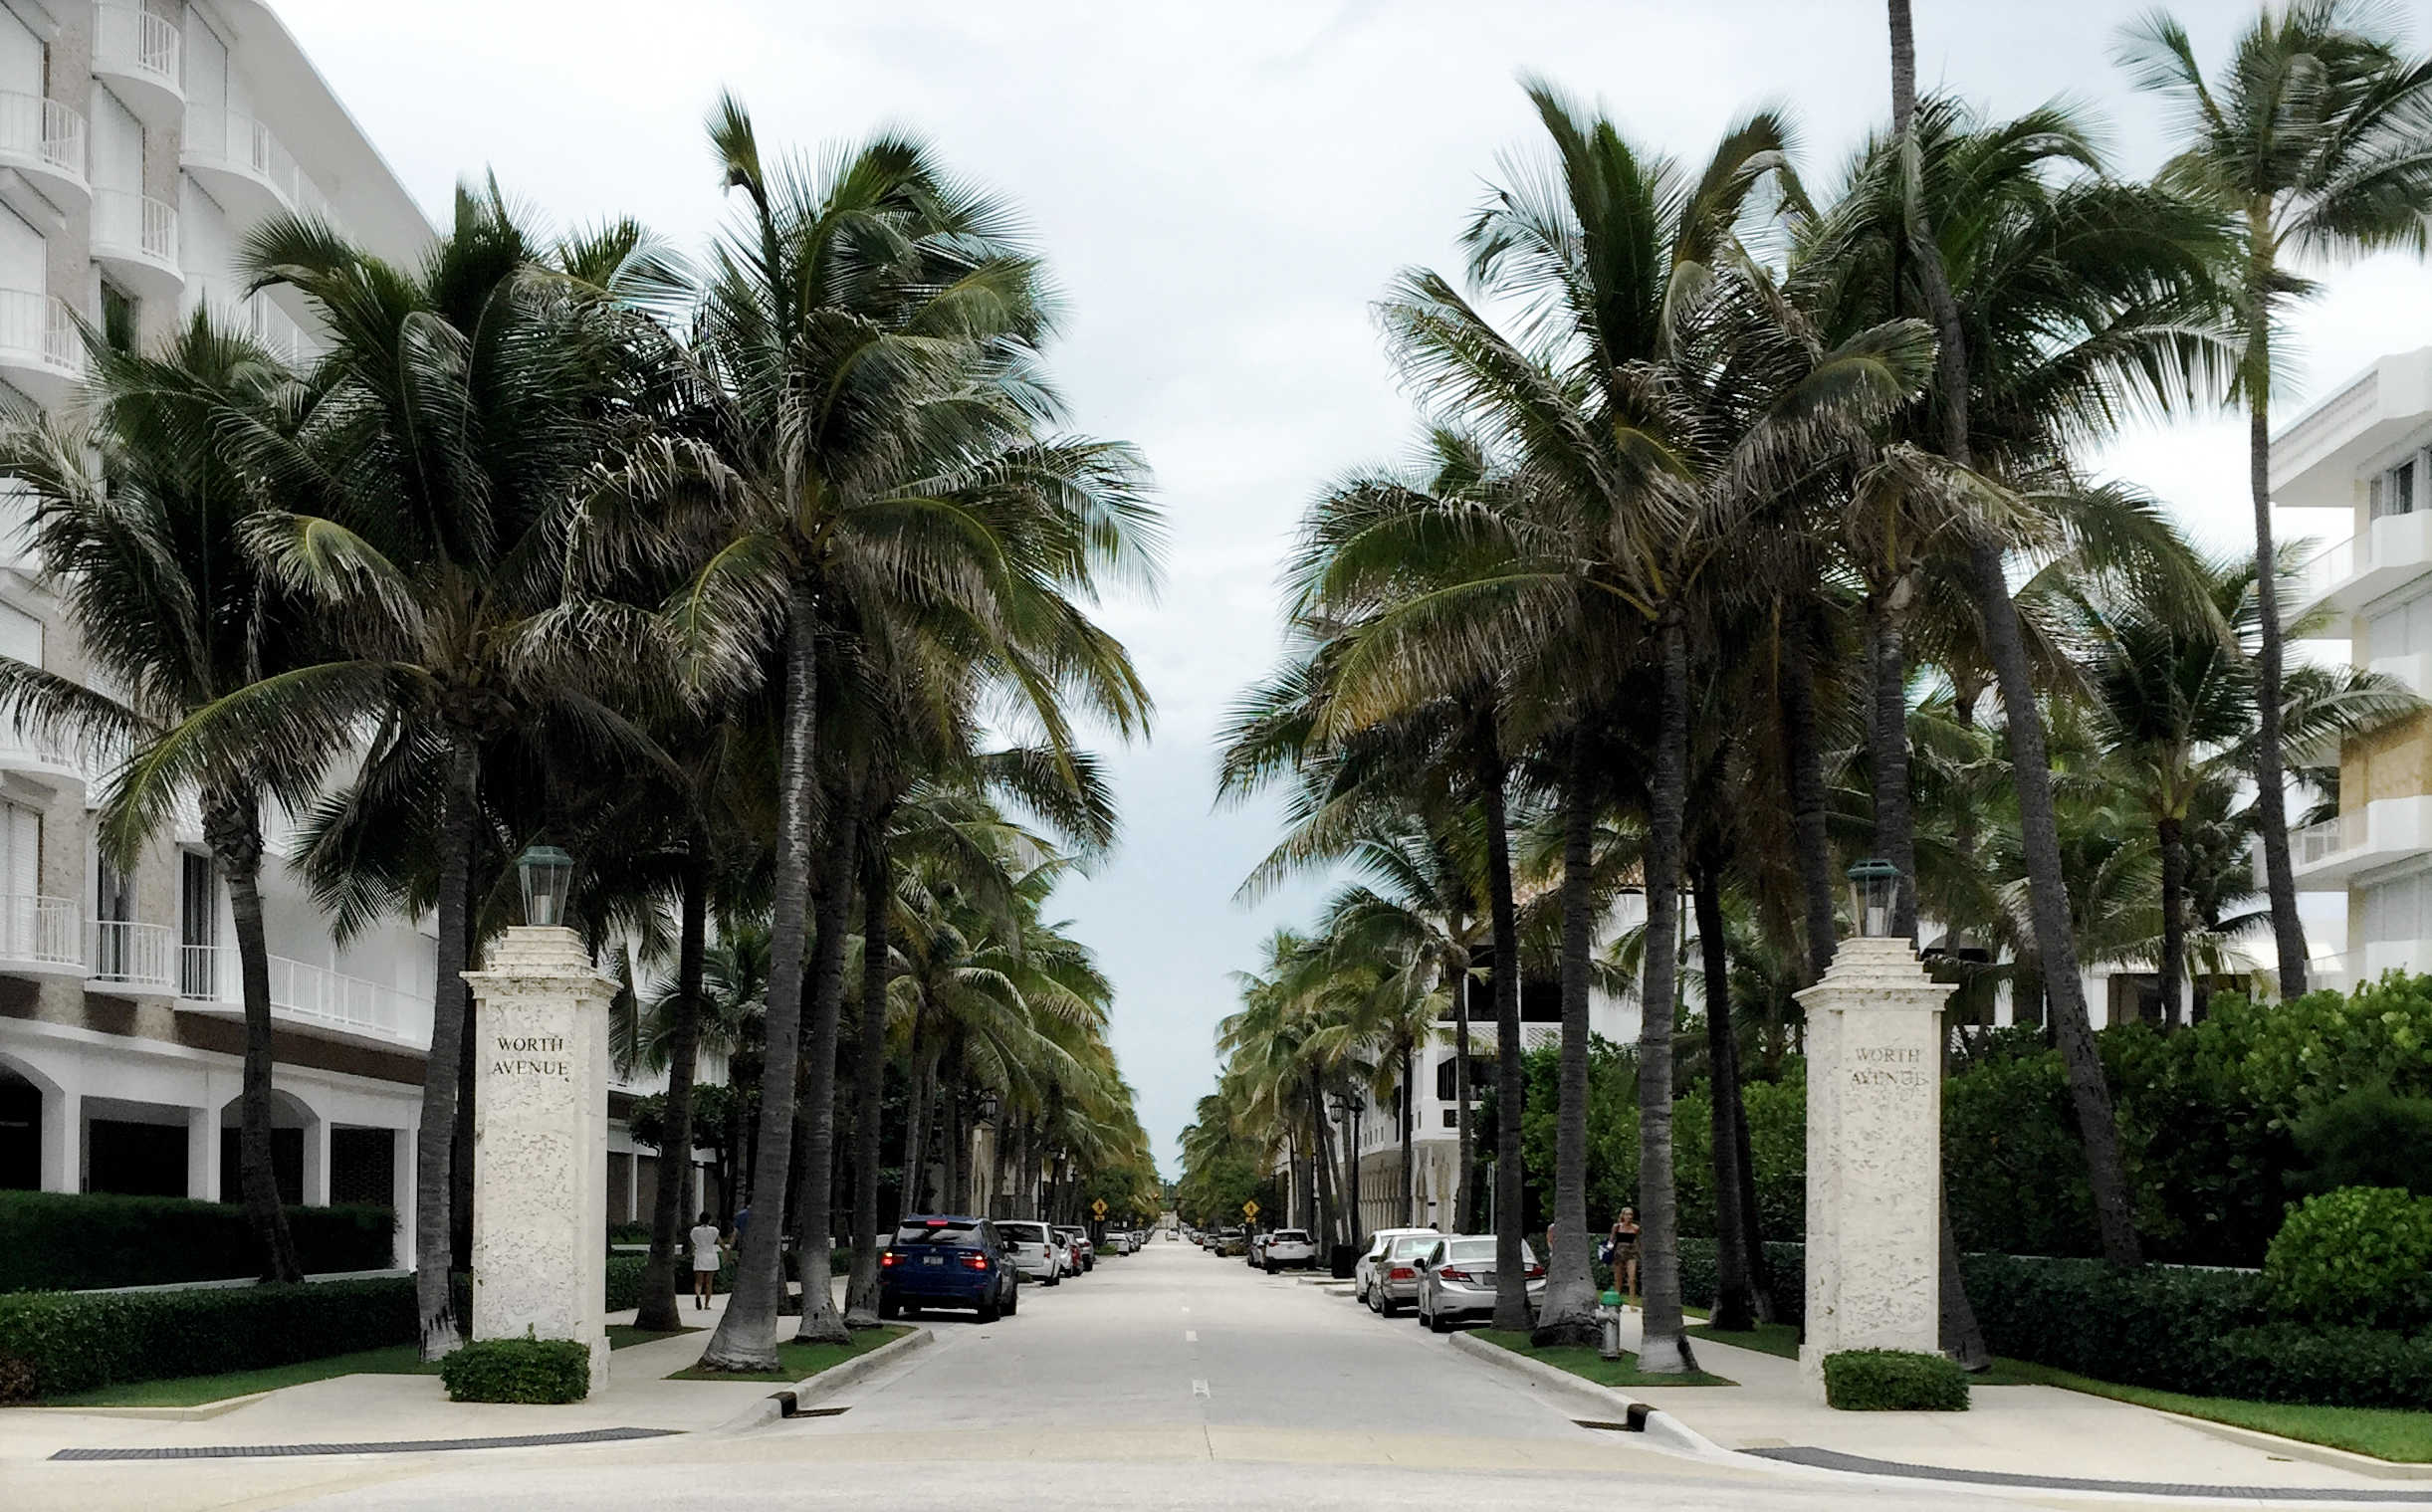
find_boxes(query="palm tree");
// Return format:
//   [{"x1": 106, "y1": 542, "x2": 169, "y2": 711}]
[
  {"x1": 2118, "y1": 2, "x2": 2432, "y2": 997},
  {"x1": 0, "y1": 316, "x2": 332, "y2": 1283}
]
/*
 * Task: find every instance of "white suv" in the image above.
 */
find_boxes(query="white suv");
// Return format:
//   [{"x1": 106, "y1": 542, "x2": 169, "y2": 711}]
[
  {"x1": 995, "y1": 1219, "x2": 1062, "y2": 1286},
  {"x1": 1260, "y1": 1228, "x2": 1318, "y2": 1272}
]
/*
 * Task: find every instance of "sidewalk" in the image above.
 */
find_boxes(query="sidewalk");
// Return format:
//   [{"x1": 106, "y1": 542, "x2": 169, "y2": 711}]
[
  {"x1": 1594, "y1": 1307, "x2": 2426, "y2": 1497},
  {"x1": 0, "y1": 1277, "x2": 859, "y2": 1463}
]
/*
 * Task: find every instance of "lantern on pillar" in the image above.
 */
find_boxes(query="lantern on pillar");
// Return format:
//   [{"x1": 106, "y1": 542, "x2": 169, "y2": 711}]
[
  {"x1": 1846, "y1": 858, "x2": 1900, "y2": 940},
  {"x1": 516, "y1": 845, "x2": 575, "y2": 929}
]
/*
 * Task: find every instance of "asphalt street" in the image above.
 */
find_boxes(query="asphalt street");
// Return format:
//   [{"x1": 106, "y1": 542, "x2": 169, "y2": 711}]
[{"x1": 12, "y1": 1238, "x2": 2100, "y2": 1510}]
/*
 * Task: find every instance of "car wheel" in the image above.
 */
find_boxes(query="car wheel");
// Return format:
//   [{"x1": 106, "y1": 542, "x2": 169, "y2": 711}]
[
  {"x1": 1048, "y1": 1271, "x2": 1060, "y2": 1286},
  {"x1": 1379, "y1": 1297, "x2": 1399, "y2": 1318},
  {"x1": 1428, "y1": 1306, "x2": 1450, "y2": 1334},
  {"x1": 1264, "y1": 1261, "x2": 1277, "y2": 1274},
  {"x1": 1005, "y1": 1285, "x2": 1019, "y2": 1316},
  {"x1": 977, "y1": 1296, "x2": 1000, "y2": 1324},
  {"x1": 878, "y1": 1296, "x2": 900, "y2": 1320}
]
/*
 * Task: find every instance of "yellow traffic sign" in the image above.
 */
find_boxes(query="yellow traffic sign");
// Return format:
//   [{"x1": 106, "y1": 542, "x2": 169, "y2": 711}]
[
  {"x1": 1241, "y1": 1199, "x2": 1259, "y2": 1220},
  {"x1": 1091, "y1": 1197, "x2": 1108, "y2": 1219}
]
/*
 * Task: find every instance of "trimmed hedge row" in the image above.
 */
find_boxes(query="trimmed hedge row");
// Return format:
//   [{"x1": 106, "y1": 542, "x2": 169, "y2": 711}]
[
  {"x1": 603, "y1": 1252, "x2": 734, "y2": 1311},
  {"x1": 1676, "y1": 1237, "x2": 1805, "y2": 1324},
  {"x1": 440, "y1": 1337, "x2": 589, "y2": 1404},
  {"x1": 0, "y1": 1276, "x2": 418, "y2": 1400},
  {"x1": 1824, "y1": 1349, "x2": 1969, "y2": 1410},
  {"x1": 0, "y1": 1191, "x2": 396, "y2": 1293}
]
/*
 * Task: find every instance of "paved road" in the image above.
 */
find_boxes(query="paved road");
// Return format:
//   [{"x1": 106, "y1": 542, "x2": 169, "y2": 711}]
[{"x1": 16, "y1": 1239, "x2": 2078, "y2": 1510}]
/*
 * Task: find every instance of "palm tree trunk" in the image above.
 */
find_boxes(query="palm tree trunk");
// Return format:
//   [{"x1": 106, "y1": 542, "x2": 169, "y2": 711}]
[
  {"x1": 203, "y1": 793, "x2": 304, "y2": 1285},
  {"x1": 700, "y1": 577, "x2": 819, "y2": 1372},
  {"x1": 1337, "y1": 1095, "x2": 1362, "y2": 1250},
  {"x1": 1311, "y1": 1096, "x2": 1340, "y2": 1248},
  {"x1": 789, "y1": 803, "x2": 858, "y2": 1345},
  {"x1": 1780, "y1": 621, "x2": 1839, "y2": 981},
  {"x1": 2244, "y1": 220, "x2": 2308, "y2": 997},
  {"x1": 1867, "y1": 593, "x2": 1919, "y2": 940},
  {"x1": 1637, "y1": 613, "x2": 1698, "y2": 1373},
  {"x1": 1694, "y1": 849, "x2": 1756, "y2": 1331},
  {"x1": 1890, "y1": 0, "x2": 2141, "y2": 1267},
  {"x1": 1476, "y1": 734, "x2": 1531, "y2": 1334},
  {"x1": 1401, "y1": 1037, "x2": 1418, "y2": 1226},
  {"x1": 2158, "y1": 814, "x2": 2189, "y2": 1028},
  {"x1": 413, "y1": 739, "x2": 480, "y2": 1359},
  {"x1": 636, "y1": 830, "x2": 710, "y2": 1332},
  {"x1": 901, "y1": 1037, "x2": 940, "y2": 1218},
  {"x1": 845, "y1": 811, "x2": 893, "y2": 1327},
  {"x1": 1534, "y1": 733, "x2": 1600, "y2": 1345},
  {"x1": 1451, "y1": 947, "x2": 1475, "y2": 1231}
]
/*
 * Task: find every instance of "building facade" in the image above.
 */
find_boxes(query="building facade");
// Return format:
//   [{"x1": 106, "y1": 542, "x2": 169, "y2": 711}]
[
  {"x1": 0, "y1": 1, "x2": 711, "y2": 1268},
  {"x1": 2276, "y1": 345, "x2": 2432, "y2": 990}
]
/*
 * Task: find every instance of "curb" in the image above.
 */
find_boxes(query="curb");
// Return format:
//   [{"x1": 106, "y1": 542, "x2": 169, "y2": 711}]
[
  {"x1": 708, "y1": 1325, "x2": 934, "y2": 1435},
  {"x1": 1443, "y1": 1329, "x2": 1725, "y2": 1459},
  {"x1": 20, "y1": 1390, "x2": 274, "y2": 1422}
]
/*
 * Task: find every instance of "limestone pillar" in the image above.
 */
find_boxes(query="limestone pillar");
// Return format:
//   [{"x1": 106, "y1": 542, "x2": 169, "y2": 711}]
[
  {"x1": 463, "y1": 926, "x2": 613, "y2": 1391},
  {"x1": 185, "y1": 1104, "x2": 218, "y2": 1201},
  {"x1": 1794, "y1": 935, "x2": 1947, "y2": 1395}
]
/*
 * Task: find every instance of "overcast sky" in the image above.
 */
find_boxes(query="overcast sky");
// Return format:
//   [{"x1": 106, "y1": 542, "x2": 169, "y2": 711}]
[{"x1": 274, "y1": 0, "x2": 2425, "y2": 1174}]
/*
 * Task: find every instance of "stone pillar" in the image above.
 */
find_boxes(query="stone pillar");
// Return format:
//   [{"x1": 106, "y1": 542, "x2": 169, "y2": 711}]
[
  {"x1": 390, "y1": 1125, "x2": 417, "y2": 1270},
  {"x1": 1794, "y1": 935, "x2": 1947, "y2": 1396},
  {"x1": 41, "y1": 1082, "x2": 78, "y2": 1192},
  {"x1": 302, "y1": 1114, "x2": 332, "y2": 1207},
  {"x1": 463, "y1": 927, "x2": 613, "y2": 1391},
  {"x1": 186, "y1": 1105, "x2": 219, "y2": 1201}
]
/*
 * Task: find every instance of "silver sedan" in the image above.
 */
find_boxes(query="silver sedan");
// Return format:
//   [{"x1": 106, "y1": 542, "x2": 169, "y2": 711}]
[
  {"x1": 1414, "y1": 1234, "x2": 1544, "y2": 1332},
  {"x1": 1366, "y1": 1231, "x2": 1445, "y2": 1317}
]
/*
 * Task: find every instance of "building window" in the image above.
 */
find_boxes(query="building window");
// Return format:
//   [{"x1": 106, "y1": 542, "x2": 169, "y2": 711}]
[
  {"x1": 2373, "y1": 455, "x2": 2423, "y2": 521},
  {"x1": 178, "y1": 850, "x2": 217, "y2": 996},
  {"x1": 100, "y1": 282, "x2": 135, "y2": 353}
]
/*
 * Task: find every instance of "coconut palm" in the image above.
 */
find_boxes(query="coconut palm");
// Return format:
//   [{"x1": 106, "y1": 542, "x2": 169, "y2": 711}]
[
  {"x1": 0, "y1": 316, "x2": 332, "y2": 1284},
  {"x1": 2119, "y1": 1, "x2": 2432, "y2": 997}
]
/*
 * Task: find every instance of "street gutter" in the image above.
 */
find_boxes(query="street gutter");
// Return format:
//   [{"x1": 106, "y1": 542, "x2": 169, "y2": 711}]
[{"x1": 709, "y1": 1325, "x2": 934, "y2": 1435}]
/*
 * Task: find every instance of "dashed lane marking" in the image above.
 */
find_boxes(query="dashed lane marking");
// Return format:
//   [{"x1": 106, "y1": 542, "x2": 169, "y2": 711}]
[
  {"x1": 1192, "y1": 1379, "x2": 1211, "y2": 1398},
  {"x1": 1186, "y1": 1330, "x2": 1199, "y2": 1342}
]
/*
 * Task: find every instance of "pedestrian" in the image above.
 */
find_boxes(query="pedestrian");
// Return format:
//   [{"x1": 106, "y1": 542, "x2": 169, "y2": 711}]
[
  {"x1": 688, "y1": 1209, "x2": 723, "y2": 1311},
  {"x1": 1608, "y1": 1206, "x2": 1641, "y2": 1303}
]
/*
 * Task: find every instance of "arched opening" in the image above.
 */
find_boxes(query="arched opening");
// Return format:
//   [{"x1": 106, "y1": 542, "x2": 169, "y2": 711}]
[
  {"x1": 0, "y1": 1056, "x2": 42, "y2": 1189},
  {"x1": 218, "y1": 1087, "x2": 316, "y2": 1205}
]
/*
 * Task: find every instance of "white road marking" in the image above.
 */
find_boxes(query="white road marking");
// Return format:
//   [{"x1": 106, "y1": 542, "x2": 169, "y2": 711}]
[
  {"x1": 1186, "y1": 1329, "x2": 1198, "y2": 1342},
  {"x1": 1191, "y1": 1378, "x2": 1211, "y2": 1398}
]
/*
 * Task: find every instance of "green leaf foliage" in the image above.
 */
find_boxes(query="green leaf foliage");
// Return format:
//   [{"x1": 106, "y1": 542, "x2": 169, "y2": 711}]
[
  {"x1": 1823, "y1": 1349, "x2": 1969, "y2": 1410},
  {"x1": 0, "y1": 1277, "x2": 417, "y2": 1401},
  {"x1": 2266, "y1": 1188, "x2": 2432, "y2": 1331},
  {"x1": 438, "y1": 1336, "x2": 591, "y2": 1404},
  {"x1": 0, "y1": 1192, "x2": 393, "y2": 1293}
]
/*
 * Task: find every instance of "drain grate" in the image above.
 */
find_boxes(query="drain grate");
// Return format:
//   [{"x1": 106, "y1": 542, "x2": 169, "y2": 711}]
[
  {"x1": 791, "y1": 1405, "x2": 850, "y2": 1418},
  {"x1": 53, "y1": 1426, "x2": 678, "y2": 1461}
]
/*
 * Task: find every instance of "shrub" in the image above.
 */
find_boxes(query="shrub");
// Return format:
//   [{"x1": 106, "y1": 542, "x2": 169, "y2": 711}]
[
  {"x1": 1823, "y1": 1349, "x2": 1968, "y2": 1410},
  {"x1": 1676, "y1": 1236, "x2": 1804, "y2": 1324},
  {"x1": 0, "y1": 1276, "x2": 418, "y2": 1401},
  {"x1": 2207, "y1": 1324, "x2": 2432, "y2": 1409},
  {"x1": 439, "y1": 1336, "x2": 591, "y2": 1404},
  {"x1": 0, "y1": 1191, "x2": 394, "y2": 1293},
  {"x1": 1960, "y1": 1250, "x2": 2270, "y2": 1394},
  {"x1": 2287, "y1": 1085, "x2": 2432, "y2": 1197},
  {"x1": 2265, "y1": 1187, "x2": 2432, "y2": 1330}
]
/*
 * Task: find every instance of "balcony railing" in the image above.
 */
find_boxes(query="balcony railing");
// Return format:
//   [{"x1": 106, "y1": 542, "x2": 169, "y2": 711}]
[
  {"x1": 92, "y1": 188, "x2": 177, "y2": 268},
  {"x1": 0, "y1": 290, "x2": 81, "y2": 391},
  {"x1": 182, "y1": 104, "x2": 335, "y2": 224},
  {"x1": 0, "y1": 894, "x2": 82, "y2": 970},
  {"x1": 2297, "y1": 535, "x2": 2360, "y2": 608},
  {"x1": 88, "y1": 919, "x2": 173, "y2": 990},
  {"x1": 0, "y1": 93, "x2": 85, "y2": 185},
  {"x1": 177, "y1": 944, "x2": 422, "y2": 1041},
  {"x1": 2293, "y1": 810, "x2": 2369, "y2": 868},
  {"x1": 93, "y1": 5, "x2": 180, "y2": 94}
]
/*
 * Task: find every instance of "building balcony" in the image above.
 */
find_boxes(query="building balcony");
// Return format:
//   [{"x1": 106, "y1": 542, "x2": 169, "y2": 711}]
[
  {"x1": 181, "y1": 105, "x2": 335, "y2": 228},
  {"x1": 0, "y1": 726, "x2": 84, "y2": 792},
  {"x1": 0, "y1": 94, "x2": 86, "y2": 210},
  {"x1": 188, "y1": 279, "x2": 307, "y2": 365},
  {"x1": 91, "y1": 5, "x2": 182, "y2": 129},
  {"x1": 2273, "y1": 348, "x2": 2432, "y2": 514},
  {"x1": 2290, "y1": 794, "x2": 2432, "y2": 886},
  {"x1": 0, "y1": 291, "x2": 81, "y2": 405},
  {"x1": 2290, "y1": 512, "x2": 2432, "y2": 628},
  {"x1": 85, "y1": 918, "x2": 174, "y2": 995},
  {"x1": 0, "y1": 893, "x2": 84, "y2": 977},
  {"x1": 91, "y1": 189, "x2": 180, "y2": 301},
  {"x1": 171, "y1": 945, "x2": 428, "y2": 1051}
]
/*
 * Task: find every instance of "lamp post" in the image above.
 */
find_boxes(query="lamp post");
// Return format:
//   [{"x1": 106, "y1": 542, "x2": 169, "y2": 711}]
[
  {"x1": 1845, "y1": 858, "x2": 1900, "y2": 941},
  {"x1": 516, "y1": 845, "x2": 575, "y2": 929}
]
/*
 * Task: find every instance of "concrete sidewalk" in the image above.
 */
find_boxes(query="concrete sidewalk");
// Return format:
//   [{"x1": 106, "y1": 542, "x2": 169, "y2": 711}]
[{"x1": 1590, "y1": 1306, "x2": 2428, "y2": 1497}]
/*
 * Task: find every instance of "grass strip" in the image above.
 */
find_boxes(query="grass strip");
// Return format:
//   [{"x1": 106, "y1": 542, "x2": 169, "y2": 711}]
[
  {"x1": 606, "y1": 1324, "x2": 700, "y2": 1350},
  {"x1": 1988, "y1": 1359, "x2": 2432, "y2": 1463},
  {"x1": 1684, "y1": 1320, "x2": 1800, "y2": 1361},
  {"x1": 1474, "y1": 1329, "x2": 1735, "y2": 1388},
  {"x1": 39, "y1": 1344, "x2": 439, "y2": 1407},
  {"x1": 666, "y1": 1324, "x2": 913, "y2": 1383}
]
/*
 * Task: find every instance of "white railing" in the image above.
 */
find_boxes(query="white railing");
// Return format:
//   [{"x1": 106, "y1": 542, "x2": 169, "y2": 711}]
[
  {"x1": 2293, "y1": 809, "x2": 2369, "y2": 868},
  {"x1": 184, "y1": 279, "x2": 310, "y2": 365},
  {"x1": 2310, "y1": 952, "x2": 2357, "y2": 990},
  {"x1": 2297, "y1": 534, "x2": 2361, "y2": 608},
  {"x1": 181, "y1": 104, "x2": 334, "y2": 223},
  {"x1": 177, "y1": 944, "x2": 422, "y2": 1041},
  {"x1": 0, "y1": 894, "x2": 81, "y2": 968},
  {"x1": 94, "y1": 5, "x2": 180, "y2": 92},
  {"x1": 0, "y1": 94, "x2": 85, "y2": 182},
  {"x1": 88, "y1": 919, "x2": 173, "y2": 989},
  {"x1": 92, "y1": 189, "x2": 177, "y2": 267},
  {"x1": 0, "y1": 290, "x2": 80, "y2": 380}
]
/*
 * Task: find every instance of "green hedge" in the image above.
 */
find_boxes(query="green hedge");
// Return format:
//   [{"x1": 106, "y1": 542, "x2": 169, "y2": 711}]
[
  {"x1": 1824, "y1": 1349, "x2": 1969, "y2": 1410},
  {"x1": 1957, "y1": 1251, "x2": 2270, "y2": 1394},
  {"x1": 0, "y1": 1276, "x2": 418, "y2": 1400},
  {"x1": 603, "y1": 1252, "x2": 735, "y2": 1312},
  {"x1": 1677, "y1": 1236, "x2": 1805, "y2": 1324},
  {"x1": 0, "y1": 1191, "x2": 395, "y2": 1293},
  {"x1": 2265, "y1": 1188, "x2": 2432, "y2": 1330},
  {"x1": 439, "y1": 1337, "x2": 589, "y2": 1404}
]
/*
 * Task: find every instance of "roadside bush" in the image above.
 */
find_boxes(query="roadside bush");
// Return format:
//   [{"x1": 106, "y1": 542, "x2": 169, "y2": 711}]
[
  {"x1": 0, "y1": 1191, "x2": 394, "y2": 1293},
  {"x1": 1823, "y1": 1349, "x2": 1968, "y2": 1411},
  {"x1": 1677, "y1": 1237, "x2": 1804, "y2": 1324},
  {"x1": 2265, "y1": 1187, "x2": 2432, "y2": 1330},
  {"x1": 439, "y1": 1336, "x2": 591, "y2": 1404},
  {"x1": 2207, "y1": 1324, "x2": 2432, "y2": 1409},
  {"x1": 603, "y1": 1252, "x2": 733, "y2": 1311},
  {"x1": 2287, "y1": 1086, "x2": 2432, "y2": 1197},
  {"x1": 0, "y1": 1276, "x2": 417, "y2": 1401},
  {"x1": 1960, "y1": 1251, "x2": 2269, "y2": 1393}
]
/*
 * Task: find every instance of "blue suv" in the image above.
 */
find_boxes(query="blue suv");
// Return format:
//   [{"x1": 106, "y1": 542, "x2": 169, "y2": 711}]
[{"x1": 878, "y1": 1214, "x2": 1020, "y2": 1322}]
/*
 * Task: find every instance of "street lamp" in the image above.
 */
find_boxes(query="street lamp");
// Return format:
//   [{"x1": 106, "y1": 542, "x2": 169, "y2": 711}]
[
  {"x1": 1846, "y1": 858, "x2": 1900, "y2": 940},
  {"x1": 517, "y1": 845, "x2": 575, "y2": 929}
]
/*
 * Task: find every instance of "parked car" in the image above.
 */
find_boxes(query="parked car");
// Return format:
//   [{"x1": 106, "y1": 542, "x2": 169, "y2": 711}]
[
  {"x1": 1053, "y1": 1225, "x2": 1094, "y2": 1273},
  {"x1": 878, "y1": 1214, "x2": 1020, "y2": 1322},
  {"x1": 1354, "y1": 1227, "x2": 1439, "y2": 1305},
  {"x1": 1414, "y1": 1234, "x2": 1546, "y2": 1332},
  {"x1": 1215, "y1": 1227, "x2": 1248, "y2": 1256},
  {"x1": 1261, "y1": 1227, "x2": 1318, "y2": 1272},
  {"x1": 995, "y1": 1219, "x2": 1062, "y2": 1287},
  {"x1": 1245, "y1": 1231, "x2": 1269, "y2": 1267},
  {"x1": 1366, "y1": 1231, "x2": 1445, "y2": 1316},
  {"x1": 1102, "y1": 1228, "x2": 1134, "y2": 1256}
]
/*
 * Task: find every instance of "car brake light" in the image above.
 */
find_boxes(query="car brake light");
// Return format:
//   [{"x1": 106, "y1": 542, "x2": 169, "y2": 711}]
[
  {"x1": 1524, "y1": 1263, "x2": 1545, "y2": 1278},
  {"x1": 880, "y1": 1251, "x2": 897, "y2": 1268},
  {"x1": 961, "y1": 1253, "x2": 990, "y2": 1271},
  {"x1": 1437, "y1": 1266, "x2": 1474, "y2": 1283},
  {"x1": 1389, "y1": 1265, "x2": 1414, "y2": 1280}
]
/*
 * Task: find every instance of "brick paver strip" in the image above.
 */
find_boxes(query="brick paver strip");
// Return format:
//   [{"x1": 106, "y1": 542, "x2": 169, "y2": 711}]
[
  {"x1": 52, "y1": 1426, "x2": 680, "y2": 1460},
  {"x1": 1751, "y1": 1445, "x2": 2432, "y2": 1502}
]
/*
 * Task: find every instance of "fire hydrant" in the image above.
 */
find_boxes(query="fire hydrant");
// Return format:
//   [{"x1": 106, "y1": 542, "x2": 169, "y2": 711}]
[{"x1": 1598, "y1": 1288, "x2": 1624, "y2": 1360}]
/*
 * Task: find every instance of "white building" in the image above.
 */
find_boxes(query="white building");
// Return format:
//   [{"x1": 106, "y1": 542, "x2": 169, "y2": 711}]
[
  {"x1": 0, "y1": 1, "x2": 712, "y2": 1267},
  {"x1": 2275, "y1": 345, "x2": 2432, "y2": 989}
]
